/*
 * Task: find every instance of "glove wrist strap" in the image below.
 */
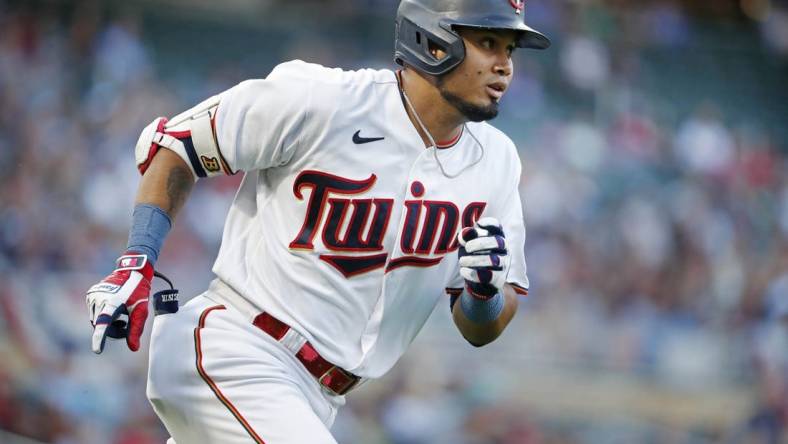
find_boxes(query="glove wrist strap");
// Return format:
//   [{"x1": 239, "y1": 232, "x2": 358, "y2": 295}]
[{"x1": 115, "y1": 254, "x2": 149, "y2": 271}]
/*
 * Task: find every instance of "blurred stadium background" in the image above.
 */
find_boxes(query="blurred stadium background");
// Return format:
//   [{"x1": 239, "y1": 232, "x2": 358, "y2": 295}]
[{"x1": 1, "y1": 0, "x2": 787, "y2": 442}]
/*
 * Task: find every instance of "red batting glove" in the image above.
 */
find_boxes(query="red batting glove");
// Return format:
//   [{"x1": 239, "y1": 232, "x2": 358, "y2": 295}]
[{"x1": 86, "y1": 253, "x2": 153, "y2": 353}]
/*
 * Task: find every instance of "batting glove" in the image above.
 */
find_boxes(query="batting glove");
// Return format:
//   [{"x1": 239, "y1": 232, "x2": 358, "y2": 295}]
[
  {"x1": 86, "y1": 253, "x2": 153, "y2": 354},
  {"x1": 457, "y1": 217, "x2": 511, "y2": 300}
]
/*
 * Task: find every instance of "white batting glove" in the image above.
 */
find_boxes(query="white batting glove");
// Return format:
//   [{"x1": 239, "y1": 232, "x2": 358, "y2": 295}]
[{"x1": 457, "y1": 217, "x2": 511, "y2": 299}]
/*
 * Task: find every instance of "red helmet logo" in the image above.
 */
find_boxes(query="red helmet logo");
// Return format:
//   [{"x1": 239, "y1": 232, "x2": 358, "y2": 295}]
[{"x1": 509, "y1": 0, "x2": 525, "y2": 10}]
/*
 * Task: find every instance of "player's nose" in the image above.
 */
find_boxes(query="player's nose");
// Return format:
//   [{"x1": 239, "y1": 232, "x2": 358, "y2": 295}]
[{"x1": 493, "y1": 57, "x2": 512, "y2": 77}]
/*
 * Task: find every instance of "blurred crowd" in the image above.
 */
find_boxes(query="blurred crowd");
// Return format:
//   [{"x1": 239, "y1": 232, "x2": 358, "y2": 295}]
[{"x1": 0, "y1": 0, "x2": 787, "y2": 443}]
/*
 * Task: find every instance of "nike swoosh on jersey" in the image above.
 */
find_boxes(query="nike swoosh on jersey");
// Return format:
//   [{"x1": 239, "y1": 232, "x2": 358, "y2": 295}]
[{"x1": 352, "y1": 130, "x2": 385, "y2": 144}]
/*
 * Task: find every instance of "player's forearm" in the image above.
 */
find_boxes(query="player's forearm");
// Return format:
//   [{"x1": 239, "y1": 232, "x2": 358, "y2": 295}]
[
  {"x1": 134, "y1": 148, "x2": 194, "y2": 219},
  {"x1": 451, "y1": 284, "x2": 519, "y2": 347}
]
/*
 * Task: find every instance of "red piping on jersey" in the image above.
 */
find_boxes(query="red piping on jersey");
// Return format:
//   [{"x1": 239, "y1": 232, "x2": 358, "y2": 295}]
[
  {"x1": 435, "y1": 127, "x2": 463, "y2": 149},
  {"x1": 194, "y1": 305, "x2": 267, "y2": 444},
  {"x1": 209, "y1": 109, "x2": 234, "y2": 175},
  {"x1": 510, "y1": 284, "x2": 529, "y2": 296}
]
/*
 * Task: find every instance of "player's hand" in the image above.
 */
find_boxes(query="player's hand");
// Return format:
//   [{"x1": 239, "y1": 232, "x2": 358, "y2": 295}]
[
  {"x1": 457, "y1": 217, "x2": 510, "y2": 300},
  {"x1": 86, "y1": 253, "x2": 153, "y2": 354}
]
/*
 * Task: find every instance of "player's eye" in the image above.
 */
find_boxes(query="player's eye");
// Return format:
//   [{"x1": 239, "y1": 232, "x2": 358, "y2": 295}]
[{"x1": 480, "y1": 38, "x2": 494, "y2": 50}]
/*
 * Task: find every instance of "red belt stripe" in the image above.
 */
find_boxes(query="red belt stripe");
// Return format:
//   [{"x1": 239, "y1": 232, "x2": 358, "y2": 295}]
[{"x1": 253, "y1": 312, "x2": 361, "y2": 396}]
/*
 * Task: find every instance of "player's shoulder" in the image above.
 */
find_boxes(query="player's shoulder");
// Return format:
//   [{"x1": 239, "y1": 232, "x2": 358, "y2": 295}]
[{"x1": 268, "y1": 60, "x2": 396, "y2": 88}]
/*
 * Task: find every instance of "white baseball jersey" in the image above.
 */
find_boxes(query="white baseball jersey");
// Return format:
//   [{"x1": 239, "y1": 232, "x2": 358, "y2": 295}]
[{"x1": 207, "y1": 60, "x2": 529, "y2": 378}]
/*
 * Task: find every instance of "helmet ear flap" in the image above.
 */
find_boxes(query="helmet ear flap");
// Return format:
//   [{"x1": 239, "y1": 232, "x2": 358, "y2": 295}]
[{"x1": 394, "y1": 17, "x2": 465, "y2": 76}]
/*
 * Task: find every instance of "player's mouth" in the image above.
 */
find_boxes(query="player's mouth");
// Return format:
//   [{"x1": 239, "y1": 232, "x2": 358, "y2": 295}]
[{"x1": 486, "y1": 81, "x2": 507, "y2": 101}]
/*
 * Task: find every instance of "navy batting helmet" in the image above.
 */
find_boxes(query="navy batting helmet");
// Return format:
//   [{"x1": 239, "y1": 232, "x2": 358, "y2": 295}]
[{"x1": 394, "y1": 0, "x2": 550, "y2": 76}]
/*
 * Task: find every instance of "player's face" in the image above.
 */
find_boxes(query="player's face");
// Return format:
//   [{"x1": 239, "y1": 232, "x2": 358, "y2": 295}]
[{"x1": 436, "y1": 28, "x2": 517, "y2": 122}]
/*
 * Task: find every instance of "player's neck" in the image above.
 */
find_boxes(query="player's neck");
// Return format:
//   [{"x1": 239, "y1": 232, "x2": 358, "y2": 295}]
[{"x1": 398, "y1": 69, "x2": 465, "y2": 148}]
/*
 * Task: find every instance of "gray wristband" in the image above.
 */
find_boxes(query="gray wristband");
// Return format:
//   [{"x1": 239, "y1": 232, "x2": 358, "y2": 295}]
[
  {"x1": 460, "y1": 291, "x2": 504, "y2": 324},
  {"x1": 127, "y1": 204, "x2": 172, "y2": 265}
]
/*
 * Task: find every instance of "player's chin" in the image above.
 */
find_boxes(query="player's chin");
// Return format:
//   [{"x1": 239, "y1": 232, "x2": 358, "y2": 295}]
[
  {"x1": 466, "y1": 105, "x2": 499, "y2": 122},
  {"x1": 464, "y1": 97, "x2": 501, "y2": 122},
  {"x1": 441, "y1": 89, "x2": 500, "y2": 122}
]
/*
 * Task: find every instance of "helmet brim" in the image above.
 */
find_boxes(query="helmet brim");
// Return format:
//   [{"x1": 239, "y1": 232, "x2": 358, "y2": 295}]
[
  {"x1": 516, "y1": 24, "x2": 551, "y2": 49},
  {"x1": 444, "y1": 18, "x2": 551, "y2": 50}
]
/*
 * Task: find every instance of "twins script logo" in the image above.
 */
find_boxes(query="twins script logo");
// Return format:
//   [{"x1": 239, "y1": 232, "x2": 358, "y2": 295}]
[
  {"x1": 288, "y1": 170, "x2": 486, "y2": 278},
  {"x1": 509, "y1": 0, "x2": 524, "y2": 14}
]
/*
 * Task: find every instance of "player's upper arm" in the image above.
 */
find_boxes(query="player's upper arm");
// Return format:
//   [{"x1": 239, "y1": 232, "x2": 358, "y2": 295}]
[{"x1": 134, "y1": 62, "x2": 311, "y2": 179}]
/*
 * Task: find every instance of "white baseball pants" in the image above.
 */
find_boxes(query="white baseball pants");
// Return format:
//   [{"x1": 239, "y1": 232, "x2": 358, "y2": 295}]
[{"x1": 146, "y1": 291, "x2": 344, "y2": 443}]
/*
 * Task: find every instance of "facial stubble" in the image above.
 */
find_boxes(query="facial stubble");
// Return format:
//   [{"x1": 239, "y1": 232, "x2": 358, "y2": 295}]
[{"x1": 436, "y1": 77, "x2": 500, "y2": 122}]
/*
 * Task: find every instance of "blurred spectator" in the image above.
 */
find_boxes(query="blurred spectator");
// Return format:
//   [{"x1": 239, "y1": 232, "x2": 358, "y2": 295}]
[
  {"x1": 674, "y1": 102, "x2": 736, "y2": 178},
  {"x1": 559, "y1": 34, "x2": 611, "y2": 92},
  {"x1": 760, "y1": 3, "x2": 788, "y2": 54},
  {"x1": 0, "y1": 0, "x2": 786, "y2": 443}
]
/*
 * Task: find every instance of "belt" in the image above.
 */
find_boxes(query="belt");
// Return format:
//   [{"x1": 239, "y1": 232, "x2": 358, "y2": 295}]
[{"x1": 252, "y1": 312, "x2": 361, "y2": 396}]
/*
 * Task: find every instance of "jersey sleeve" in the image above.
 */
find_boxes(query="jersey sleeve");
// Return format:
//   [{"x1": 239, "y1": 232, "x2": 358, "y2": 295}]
[
  {"x1": 214, "y1": 65, "x2": 311, "y2": 172},
  {"x1": 498, "y1": 160, "x2": 530, "y2": 296}
]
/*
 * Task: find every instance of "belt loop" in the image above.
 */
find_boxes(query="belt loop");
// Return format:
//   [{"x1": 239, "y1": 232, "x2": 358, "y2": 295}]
[{"x1": 279, "y1": 328, "x2": 307, "y2": 354}]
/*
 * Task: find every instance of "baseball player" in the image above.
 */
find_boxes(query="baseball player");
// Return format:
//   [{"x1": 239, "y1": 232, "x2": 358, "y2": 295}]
[{"x1": 85, "y1": 0, "x2": 549, "y2": 442}]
